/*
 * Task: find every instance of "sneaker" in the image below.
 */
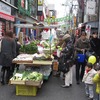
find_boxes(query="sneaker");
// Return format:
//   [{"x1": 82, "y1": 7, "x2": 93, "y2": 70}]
[
  {"x1": 70, "y1": 84, "x2": 72, "y2": 86},
  {"x1": 88, "y1": 97, "x2": 93, "y2": 100},
  {"x1": 1, "y1": 81, "x2": 5, "y2": 85},
  {"x1": 61, "y1": 85, "x2": 70, "y2": 88}
]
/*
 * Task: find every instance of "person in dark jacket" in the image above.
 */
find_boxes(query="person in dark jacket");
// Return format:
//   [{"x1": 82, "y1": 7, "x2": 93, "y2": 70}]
[
  {"x1": 10, "y1": 34, "x2": 21, "y2": 77},
  {"x1": 90, "y1": 32, "x2": 100, "y2": 58},
  {"x1": 0, "y1": 30, "x2": 16, "y2": 85},
  {"x1": 75, "y1": 31, "x2": 90, "y2": 84}
]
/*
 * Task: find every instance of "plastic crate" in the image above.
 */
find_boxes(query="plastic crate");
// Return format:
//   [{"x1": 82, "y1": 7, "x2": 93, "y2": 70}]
[{"x1": 16, "y1": 85, "x2": 37, "y2": 96}]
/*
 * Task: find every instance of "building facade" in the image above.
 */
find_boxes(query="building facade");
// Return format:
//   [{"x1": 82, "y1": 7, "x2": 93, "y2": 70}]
[
  {"x1": 77, "y1": 0, "x2": 99, "y2": 33},
  {"x1": 0, "y1": 0, "x2": 38, "y2": 36}
]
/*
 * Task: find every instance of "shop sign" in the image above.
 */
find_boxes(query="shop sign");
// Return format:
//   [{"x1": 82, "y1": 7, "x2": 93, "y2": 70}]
[
  {"x1": 38, "y1": 0, "x2": 44, "y2": 6},
  {"x1": 37, "y1": 0, "x2": 43, "y2": 16},
  {"x1": 86, "y1": 1, "x2": 96, "y2": 15},
  {"x1": 0, "y1": 2, "x2": 11, "y2": 15},
  {"x1": 0, "y1": 12, "x2": 15, "y2": 22},
  {"x1": 38, "y1": 6, "x2": 43, "y2": 11},
  {"x1": 21, "y1": 0, "x2": 25, "y2": 8},
  {"x1": 85, "y1": 25, "x2": 91, "y2": 34}
]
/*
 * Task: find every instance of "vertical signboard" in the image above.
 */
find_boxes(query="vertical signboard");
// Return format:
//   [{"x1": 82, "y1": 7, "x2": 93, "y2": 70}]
[
  {"x1": 38, "y1": 0, "x2": 43, "y2": 5},
  {"x1": 37, "y1": 0, "x2": 44, "y2": 16},
  {"x1": 86, "y1": 1, "x2": 96, "y2": 15},
  {"x1": 21, "y1": 0, "x2": 25, "y2": 8},
  {"x1": 85, "y1": 25, "x2": 91, "y2": 39}
]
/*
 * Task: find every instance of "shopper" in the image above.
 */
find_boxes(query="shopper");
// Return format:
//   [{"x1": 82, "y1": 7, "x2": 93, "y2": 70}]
[
  {"x1": 0, "y1": 30, "x2": 16, "y2": 85},
  {"x1": 82, "y1": 63, "x2": 97, "y2": 100},
  {"x1": 90, "y1": 32, "x2": 100, "y2": 55},
  {"x1": 59, "y1": 34, "x2": 74, "y2": 88},
  {"x1": 10, "y1": 34, "x2": 21, "y2": 77},
  {"x1": 90, "y1": 32, "x2": 100, "y2": 61},
  {"x1": 75, "y1": 31, "x2": 90, "y2": 84},
  {"x1": 93, "y1": 70, "x2": 100, "y2": 100}
]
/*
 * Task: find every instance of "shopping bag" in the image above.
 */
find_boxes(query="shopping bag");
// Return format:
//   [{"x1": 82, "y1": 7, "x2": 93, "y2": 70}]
[{"x1": 77, "y1": 54, "x2": 86, "y2": 63}]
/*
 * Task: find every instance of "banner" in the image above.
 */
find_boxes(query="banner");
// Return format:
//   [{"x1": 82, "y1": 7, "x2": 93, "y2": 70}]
[
  {"x1": 86, "y1": 1, "x2": 96, "y2": 15},
  {"x1": 44, "y1": 16, "x2": 73, "y2": 23}
]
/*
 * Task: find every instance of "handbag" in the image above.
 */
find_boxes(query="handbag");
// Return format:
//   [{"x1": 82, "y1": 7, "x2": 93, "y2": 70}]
[
  {"x1": 58, "y1": 54, "x2": 69, "y2": 73},
  {"x1": 59, "y1": 62, "x2": 69, "y2": 73}
]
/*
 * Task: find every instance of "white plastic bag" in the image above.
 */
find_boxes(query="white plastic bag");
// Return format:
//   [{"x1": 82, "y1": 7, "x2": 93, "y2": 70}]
[{"x1": 57, "y1": 49, "x2": 61, "y2": 57}]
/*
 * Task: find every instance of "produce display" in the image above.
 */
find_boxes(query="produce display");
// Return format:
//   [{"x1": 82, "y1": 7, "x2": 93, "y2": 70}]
[
  {"x1": 12, "y1": 54, "x2": 34, "y2": 63},
  {"x1": 32, "y1": 66, "x2": 52, "y2": 77},
  {"x1": 32, "y1": 53, "x2": 54, "y2": 60},
  {"x1": 19, "y1": 41, "x2": 39, "y2": 54},
  {"x1": 40, "y1": 40, "x2": 56, "y2": 54},
  {"x1": 11, "y1": 71, "x2": 43, "y2": 82}
]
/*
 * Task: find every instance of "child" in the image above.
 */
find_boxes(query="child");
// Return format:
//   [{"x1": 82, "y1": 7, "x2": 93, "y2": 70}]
[
  {"x1": 93, "y1": 70, "x2": 100, "y2": 100},
  {"x1": 82, "y1": 63, "x2": 97, "y2": 100}
]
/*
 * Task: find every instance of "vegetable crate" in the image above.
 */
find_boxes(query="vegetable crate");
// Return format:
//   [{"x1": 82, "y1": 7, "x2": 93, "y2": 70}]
[{"x1": 16, "y1": 85, "x2": 37, "y2": 96}]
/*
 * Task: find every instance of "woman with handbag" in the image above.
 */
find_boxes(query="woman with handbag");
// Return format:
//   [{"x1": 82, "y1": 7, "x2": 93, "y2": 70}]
[
  {"x1": 59, "y1": 34, "x2": 74, "y2": 88},
  {"x1": 0, "y1": 30, "x2": 16, "y2": 85},
  {"x1": 75, "y1": 31, "x2": 91, "y2": 84}
]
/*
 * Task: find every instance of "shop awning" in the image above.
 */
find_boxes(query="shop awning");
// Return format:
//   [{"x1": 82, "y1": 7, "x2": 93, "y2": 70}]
[
  {"x1": 14, "y1": 24, "x2": 60, "y2": 29},
  {"x1": 0, "y1": 12, "x2": 15, "y2": 22}
]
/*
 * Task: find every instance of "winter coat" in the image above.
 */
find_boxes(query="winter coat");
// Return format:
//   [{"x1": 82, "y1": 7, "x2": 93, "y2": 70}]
[
  {"x1": 74, "y1": 38, "x2": 90, "y2": 61},
  {"x1": 75, "y1": 38, "x2": 90, "y2": 54},
  {"x1": 82, "y1": 69, "x2": 97, "y2": 84},
  {"x1": 0, "y1": 37, "x2": 16, "y2": 66},
  {"x1": 90, "y1": 38, "x2": 100, "y2": 56},
  {"x1": 93, "y1": 73, "x2": 100, "y2": 94}
]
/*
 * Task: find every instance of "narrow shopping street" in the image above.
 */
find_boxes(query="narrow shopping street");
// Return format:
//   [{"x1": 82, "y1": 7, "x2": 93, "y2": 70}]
[{"x1": 0, "y1": 66, "x2": 87, "y2": 100}]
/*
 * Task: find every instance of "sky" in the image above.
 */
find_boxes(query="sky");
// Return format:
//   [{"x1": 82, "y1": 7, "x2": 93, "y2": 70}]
[
  {"x1": 46, "y1": 0, "x2": 78, "y2": 18},
  {"x1": 46, "y1": 0, "x2": 69, "y2": 18}
]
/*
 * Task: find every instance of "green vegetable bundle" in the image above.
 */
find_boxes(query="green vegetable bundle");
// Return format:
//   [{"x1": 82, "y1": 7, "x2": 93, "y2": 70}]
[
  {"x1": 19, "y1": 41, "x2": 38, "y2": 54},
  {"x1": 11, "y1": 71, "x2": 43, "y2": 82}
]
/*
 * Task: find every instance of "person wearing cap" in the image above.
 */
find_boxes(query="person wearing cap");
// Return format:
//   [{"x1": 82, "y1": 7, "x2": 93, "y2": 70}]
[
  {"x1": 59, "y1": 34, "x2": 74, "y2": 88},
  {"x1": 75, "y1": 31, "x2": 91, "y2": 84}
]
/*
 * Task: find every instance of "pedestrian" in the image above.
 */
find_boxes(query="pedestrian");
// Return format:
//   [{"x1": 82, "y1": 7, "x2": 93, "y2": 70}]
[
  {"x1": 59, "y1": 34, "x2": 74, "y2": 88},
  {"x1": 10, "y1": 34, "x2": 21, "y2": 77},
  {"x1": 75, "y1": 31, "x2": 91, "y2": 84},
  {"x1": 82, "y1": 63, "x2": 97, "y2": 100},
  {"x1": 90, "y1": 32, "x2": 100, "y2": 61},
  {"x1": 0, "y1": 30, "x2": 16, "y2": 85},
  {"x1": 93, "y1": 70, "x2": 100, "y2": 100}
]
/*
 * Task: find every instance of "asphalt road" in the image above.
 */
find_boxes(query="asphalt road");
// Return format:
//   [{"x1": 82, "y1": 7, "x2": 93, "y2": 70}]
[{"x1": 0, "y1": 65, "x2": 88, "y2": 100}]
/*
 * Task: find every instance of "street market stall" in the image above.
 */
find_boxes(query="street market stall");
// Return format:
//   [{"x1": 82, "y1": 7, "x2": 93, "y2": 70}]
[{"x1": 10, "y1": 23, "x2": 60, "y2": 96}]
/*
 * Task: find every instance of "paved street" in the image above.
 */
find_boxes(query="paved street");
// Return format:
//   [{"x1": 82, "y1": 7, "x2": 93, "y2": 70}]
[{"x1": 0, "y1": 66, "x2": 88, "y2": 100}]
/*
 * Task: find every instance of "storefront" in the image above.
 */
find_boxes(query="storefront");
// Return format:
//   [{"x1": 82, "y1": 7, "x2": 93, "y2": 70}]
[{"x1": 0, "y1": 1, "x2": 15, "y2": 36}]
